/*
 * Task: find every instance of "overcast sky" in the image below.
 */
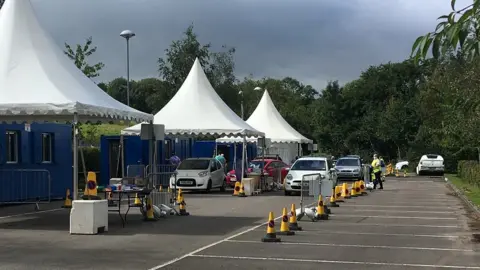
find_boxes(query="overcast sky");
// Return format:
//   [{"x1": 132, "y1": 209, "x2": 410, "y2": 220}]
[{"x1": 30, "y1": 0, "x2": 469, "y2": 90}]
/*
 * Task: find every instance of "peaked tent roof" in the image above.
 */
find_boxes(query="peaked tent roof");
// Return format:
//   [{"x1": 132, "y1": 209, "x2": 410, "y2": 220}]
[
  {"x1": 216, "y1": 90, "x2": 312, "y2": 144},
  {"x1": 0, "y1": 0, "x2": 153, "y2": 123},
  {"x1": 122, "y1": 58, "x2": 264, "y2": 137}
]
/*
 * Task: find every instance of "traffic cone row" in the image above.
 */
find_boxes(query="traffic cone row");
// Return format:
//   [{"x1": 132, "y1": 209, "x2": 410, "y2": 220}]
[
  {"x1": 261, "y1": 179, "x2": 378, "y2": 243},
  {"x1": 176, "y1": 188, "x2": 190, "y2": 216}
]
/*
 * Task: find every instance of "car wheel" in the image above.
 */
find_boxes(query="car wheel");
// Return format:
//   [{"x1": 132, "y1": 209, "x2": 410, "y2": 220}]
[
  {"x1": 220, "y1": 178, "x2": 227, "y2": 192},
  {"x1": 205, "y1": 179, "x2": 212, "y2": 193}
]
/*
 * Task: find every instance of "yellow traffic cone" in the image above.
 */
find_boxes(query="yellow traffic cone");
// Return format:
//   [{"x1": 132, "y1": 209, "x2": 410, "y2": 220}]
[
  {"x1": 61, "y1": 189, "x2": 72, "y2": 208},
  {"x1": 355, "y1": 181, "x2": 363, "y2": 196},
  {"x1": 131, "y1": 193, "x2": 142, "y2": 207},
  {"x1": 238, "y1": 182, "x2": 247, "y2": 197},
  {"x1": 105, "y1": 187, "x2": 117, "y2": 207},
  {"x1": 82, "y1": 172, "x2": 101, "y2": 200},
  {"x1": 261, "y1": 211, "x2": 281, "y2": 242},
  {"x1": 278, "y1": 207, "x2": 295, "y2": 235},
  {"x1": 342, "y1": 183, "x2": 351, "y2": 199},
  {"x1": 335, "y1": 185, "x2": 344, "y2": 202},
  {"x1": 144, "y1": 197, "x2": 156, "y2": 221},
  {"x1": 159, "y1": 186, "x2": 163, "y2": 192},
  {"x1": 168, "y1": 187, "x2": 172, "y2": 193},
  {"x1": 316, "y1": 195, "x2": 329, "y2": 220},
  {"x1": 403, "y1": 169, "x2": 407, "y2": 177},
  {"x1": 360, "y1": 180, "x2": 368, "y2": 195},
  {"x1": 177, "y1": 189, "x2": 190, "y2": 216},
  {"x1": 350, "y1": 182, "x2": 358, "y2": 197},
  {"x1": 288, "y1": 203, "x2": 302, "y2": 231},
  {"x1": 329, "y1": 188, "x2": 339, "y2": 207},
  {"x1": 232, "y1": 182, "x2": 241, "y2": 196},
  {"x1": 395, "y1": 169, "x2": 399, "y2": 177}
]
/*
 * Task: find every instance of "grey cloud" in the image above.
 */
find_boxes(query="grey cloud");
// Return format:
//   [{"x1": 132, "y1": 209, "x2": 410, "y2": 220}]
[{"x1": 30, "y1": 0, "x2": 467, "y2": 90}]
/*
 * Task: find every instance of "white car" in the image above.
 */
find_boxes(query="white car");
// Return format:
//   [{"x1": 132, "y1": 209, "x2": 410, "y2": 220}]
[
  {"x1": 395, "y1": 160, "x2": 409, "y2": 171},
  {"x1": 284, "y1": 157, "x2": 337, "y2": 196},
  {"x1": 416, "y1": 154, "x2": 445, "y2": 176},
  {"x1": 170, "y1": 158, "x2": 226, "y2": 192}
]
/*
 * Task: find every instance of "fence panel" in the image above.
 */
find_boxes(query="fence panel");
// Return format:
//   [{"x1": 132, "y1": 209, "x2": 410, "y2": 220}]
[
  {"x1": 126, "y1": 164, "x2": 146, "y2": 178},
  {"x1": 0, "y1": 169, "x2": 51, "y2": 205}
]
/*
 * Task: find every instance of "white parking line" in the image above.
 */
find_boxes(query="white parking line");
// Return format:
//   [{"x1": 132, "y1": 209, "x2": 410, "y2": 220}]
[
  {"x1": 0, "y1": 208, "x2": 63, "y2": 220},
  {"x1": 317, "y1": 222, "x2": 460, "y2": 228},
  {"x1": 333, "y1": 214, "x2": 457, "y2": 220},
  {"x1": 343, "y1": 209, "x2": 452, "y2": 214},
  {"x1": 225, "y1": 239, "x2": 474, "y2": 252},
  {"x1": 147, "y1": 203, "x2": 316, "y2": 270},
  {"x1": 295, "y1": 230, "x2": 458, "y2": 239},
  {"x1": 189, "y1": 254, "x2": 480, "y2": 269},
  {"x1": 338, "y1": 204, "x2": 456, "y2": 209}
]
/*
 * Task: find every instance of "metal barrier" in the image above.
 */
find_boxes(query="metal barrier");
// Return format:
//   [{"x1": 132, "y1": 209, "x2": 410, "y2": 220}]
[
  {"x1": 0, "y1": 169, "x2": 51, "y2": 210},
  {"x1": 145, "y1": 164, "x2": 178, "y2": 201},
  {"x1": 299, "y1": 173, "x2": 321, "y2": 214}
]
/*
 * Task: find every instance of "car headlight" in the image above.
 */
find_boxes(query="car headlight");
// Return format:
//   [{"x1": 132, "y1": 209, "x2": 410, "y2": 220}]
[
  {"x1": 353, "y1": 168, "x2": 360, "y2": 172},
  {"x1": 286, "y1": 174, "x2": 293, "y2": 180},
  {"x1": 198, "y1": 171, "x2": 208, "y2": 177}
]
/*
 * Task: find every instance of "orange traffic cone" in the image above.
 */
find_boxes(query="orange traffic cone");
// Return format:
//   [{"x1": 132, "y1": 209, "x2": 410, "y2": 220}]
[
  {"x1": 106, "y1": 187, "x2": 117, "y2": 207},
  {"x1": 177, "y1": 189, "x2": 189, "y2": 216},
  {"x1": 61, "y1": 189, "x2": 72, "y2": 208},
  {"x1": 360, "y1": 180, "x2": 368, "y2": 195},
  {"x1": 355, "y1": 181, "x2": 363, "y2": 196},
  {"x1": 316, "y1": 195, "x2": 329, "y2": 220},
  {"x1": 261, "y1": 211, "x2": 281, "y2": 242},
  {"x1": 289, "y1": 203, "x2": 302, "y2": 231},
  {"x1": 238, "y1": 182, "x2": 247, "y2": 197},
  {"x1": 144, "y1": 197, "x2": 156, "y2": 221},
  {"x1": 232, "y1": 182, "x2": 241, "y2": 196},
  {"x1": 130, "y1": 193, "x2": 142, "y2": 207},
  {"x1": 329, "y1": 188, "x2": 339, "y2": 207},
  {"x1": 350, "y1": 182, "x2": 358, "y2": 197},
  {"x1": 335, "y1": 185, "x2": 344, "y2": 202},
  {"x1": 342, "y1": 183, "x2": 351, "y2": 199},
  {"x1": 278, "y1": 207, "x2": 295, "y2": 235}
]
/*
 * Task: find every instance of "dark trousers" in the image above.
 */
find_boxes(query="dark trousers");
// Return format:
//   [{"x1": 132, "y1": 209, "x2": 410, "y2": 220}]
[{"x1": 373, "y1": 171, "x2": 383, "y2": 189}]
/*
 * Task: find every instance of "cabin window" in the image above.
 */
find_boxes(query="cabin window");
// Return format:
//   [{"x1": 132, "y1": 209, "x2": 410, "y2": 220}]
[
  {"x1": 42, "y1": 133, "x2": 53, "y2": 163},
  {"x1": 6, "y1": 131, "x2": 19, "y2": 163}
]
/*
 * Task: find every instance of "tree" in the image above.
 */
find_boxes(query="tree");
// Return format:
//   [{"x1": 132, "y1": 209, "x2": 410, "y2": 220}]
[
  {"x1": 64, "y1": 36, "x2": 105, "y2": 78},
  {"x1": 411, "y1": 0, "x2": 480, "y2": 62}
]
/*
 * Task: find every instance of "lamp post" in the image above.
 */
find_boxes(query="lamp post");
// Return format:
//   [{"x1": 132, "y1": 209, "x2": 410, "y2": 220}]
[
  {"x1": 120, "y1": 30, "x2": 136, "y2": 107},
  {"x1": 238, "y1": 90, "x2": 244, "y2": 120}
]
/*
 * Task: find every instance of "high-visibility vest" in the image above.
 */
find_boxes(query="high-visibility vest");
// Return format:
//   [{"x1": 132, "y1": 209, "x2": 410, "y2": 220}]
[{"x1": 371, "y1": 159, "x2": 381, "y2": 173}]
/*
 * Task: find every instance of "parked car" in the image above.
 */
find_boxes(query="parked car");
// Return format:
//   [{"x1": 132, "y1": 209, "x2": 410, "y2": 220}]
[
  {"x1": 284, "y1": 157, "x2": 337, "y2": 196},
  {"x1": 334, "y1": 156, "x2": 363, "y2": 181},
  {"x1": 248, "y1": 158, "x2": 290, "y2": 183},
  {"x1": 395, "y1": 160, "x2": 409, "y2": 170},
  {"x1": 170, "y1": 158, "x2": 226, "y2": 192},
  {"x1": 416, "y1": 154, "x2": 445, "y2": 176}
]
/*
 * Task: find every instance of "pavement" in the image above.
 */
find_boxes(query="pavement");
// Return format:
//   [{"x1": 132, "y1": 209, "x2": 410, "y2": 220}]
[{"x1": 0, "y1": 176, "x2": 479, "y2": 270}]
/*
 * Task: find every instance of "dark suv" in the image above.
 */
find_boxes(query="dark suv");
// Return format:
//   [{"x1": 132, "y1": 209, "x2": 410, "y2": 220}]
[{"x1": 334, "y1": 156, "x2": 363, "y2": 180}]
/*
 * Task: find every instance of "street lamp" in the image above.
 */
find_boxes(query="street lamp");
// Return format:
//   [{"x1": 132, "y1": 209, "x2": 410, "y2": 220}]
[
  {"x1": 120, "y1": 30, "x2": 136, "y2": 107},
  {"x1": 238, "y1": 90, "x2": 244, "y2": 120}
]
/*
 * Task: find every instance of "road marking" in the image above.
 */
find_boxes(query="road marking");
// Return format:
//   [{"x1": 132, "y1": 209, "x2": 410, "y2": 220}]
[
  {"x1": 147, "y1": 203, "x2": 315, "y2": 269},
  {"x1": 333, "y1": 214, "x2": 457, "y2": 220},
  {"x1": 315, "y1": 222, "x2": 460, "y2": 228},
  {"x1": 344, "y1": 209, "x2": 452, "y2": 214},
  {"x1": 0, "y1": 208, "x2": 63, "y2": 220},
  {"x1": 295, "y1": 230, "x2": 458, "y2": 239},
  {"x1": 225, "y1": 240, "x2": 474, "y2": 252},
  {"x1": 338, "y1": 204, "x2": 456, "y2": 209},
  {"x1": 189, "y1": 254, "x2": 480, "y2": 269}
]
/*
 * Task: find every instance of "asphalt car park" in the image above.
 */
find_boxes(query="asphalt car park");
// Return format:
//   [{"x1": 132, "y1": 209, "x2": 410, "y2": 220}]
[{"x1": 0, "y1": 176, "x2": 479, "y2": 270}]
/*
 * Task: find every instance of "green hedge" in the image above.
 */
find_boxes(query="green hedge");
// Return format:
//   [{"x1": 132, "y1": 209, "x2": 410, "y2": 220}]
[{"x1": 457, "y1": 160, "x2": 480, "y2": 187}]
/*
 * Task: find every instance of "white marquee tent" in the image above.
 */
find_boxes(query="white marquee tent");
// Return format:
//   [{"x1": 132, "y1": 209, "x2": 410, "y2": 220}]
[
  {"x1": 216, "y1": 90, "x2": 312, "y2": 163},
  {"x1": 122, "y1": 58, "x2": 264, "y2": 138},
  {"x1": 0, "y1": 0, "x2": 153, "y2": 199}
]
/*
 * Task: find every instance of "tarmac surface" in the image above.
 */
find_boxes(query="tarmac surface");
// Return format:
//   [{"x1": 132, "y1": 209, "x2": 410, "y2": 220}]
[{"x1": 0, "y1": 176, "x2": 479, "y2": 270}]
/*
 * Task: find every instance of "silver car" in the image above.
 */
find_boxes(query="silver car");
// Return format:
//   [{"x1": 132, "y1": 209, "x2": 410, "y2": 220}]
[{"x1": 334, "y1": 157, "x2": 363, "y2": 180}]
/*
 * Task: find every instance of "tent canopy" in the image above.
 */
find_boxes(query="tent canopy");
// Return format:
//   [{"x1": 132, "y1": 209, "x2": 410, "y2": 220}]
[
  {"x1": 216, "y1": 90, "x2": 312, "y2": 144},
  {"x1": 122, "y1": 58, "x2": 264, "y2": 137},
  {"x1": 0, "y1": 0, "x2": 153, "y2": 124}
]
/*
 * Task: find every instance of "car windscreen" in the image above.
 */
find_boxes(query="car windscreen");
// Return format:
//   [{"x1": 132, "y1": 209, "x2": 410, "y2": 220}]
[
  {"x1": 426, "y1": 154, "x2": 439, "y2": 159},
  {"x1": 336, "y1": 158, "x2": 359, "y2": 166},
  {"x1": 249, "y1": 161, "x2": 265, "y2": 169},
  {"x1": 177, "y1": 159, "x2": 210, "y2": 170},
  {"x1": 291, "y1": 160, "x2": 326, "y2": 171}
]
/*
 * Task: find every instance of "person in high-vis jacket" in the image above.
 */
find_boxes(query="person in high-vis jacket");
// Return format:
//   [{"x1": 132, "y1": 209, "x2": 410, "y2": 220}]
[{"x1": 371, "y1": 154, "x2": 383, "y2": 189}]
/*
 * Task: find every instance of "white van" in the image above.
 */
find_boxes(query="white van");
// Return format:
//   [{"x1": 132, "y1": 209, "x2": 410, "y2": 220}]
[{"x1": 416, "y1": 154, "x2": 444, "y2": 176}]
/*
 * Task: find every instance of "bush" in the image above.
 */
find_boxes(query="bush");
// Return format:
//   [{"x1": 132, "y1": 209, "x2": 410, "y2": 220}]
[{"x1": 457, "y1": 160, "x2": 480, "y2": 187}]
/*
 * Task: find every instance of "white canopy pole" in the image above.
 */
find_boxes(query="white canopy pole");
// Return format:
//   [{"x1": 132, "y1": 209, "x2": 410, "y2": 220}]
[
  {"x1": 233, "y1": 142, "x2": 237, "y2": 170},
  {"x1": 241, "y1": 136, "x2": 246, "y2": 182},
  {"x1": 73, "y1": 113, "x2": 79, "y2": 200}
]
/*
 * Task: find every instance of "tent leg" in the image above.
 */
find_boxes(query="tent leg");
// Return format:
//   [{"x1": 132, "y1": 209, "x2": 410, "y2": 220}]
[
  {"x1": 233, "y1": 143, "x2": 237, "y2": 170},
  {"x1": 241, "y1": 136, "x2": 246, "y2": 182},
  {"x1": 73, "y1": 113, "x2": 79, "y2": 201}
]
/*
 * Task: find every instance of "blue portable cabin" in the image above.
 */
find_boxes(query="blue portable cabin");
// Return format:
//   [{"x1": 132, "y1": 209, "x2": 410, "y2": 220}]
[
  {"x1": 0, "y1": 123, "x2": 72, "y2": 202},
  {"x1": 192, "y1": 140, "x2": 257, "y2": 171},
  {"x1": 99, "y1": 135, "x2": 194, "y2": 185}
]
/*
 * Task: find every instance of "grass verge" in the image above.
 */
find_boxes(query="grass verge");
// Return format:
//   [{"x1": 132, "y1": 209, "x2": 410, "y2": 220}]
[{"x1": 446, "y1": 174, "x2": 480, "y2": 207}]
